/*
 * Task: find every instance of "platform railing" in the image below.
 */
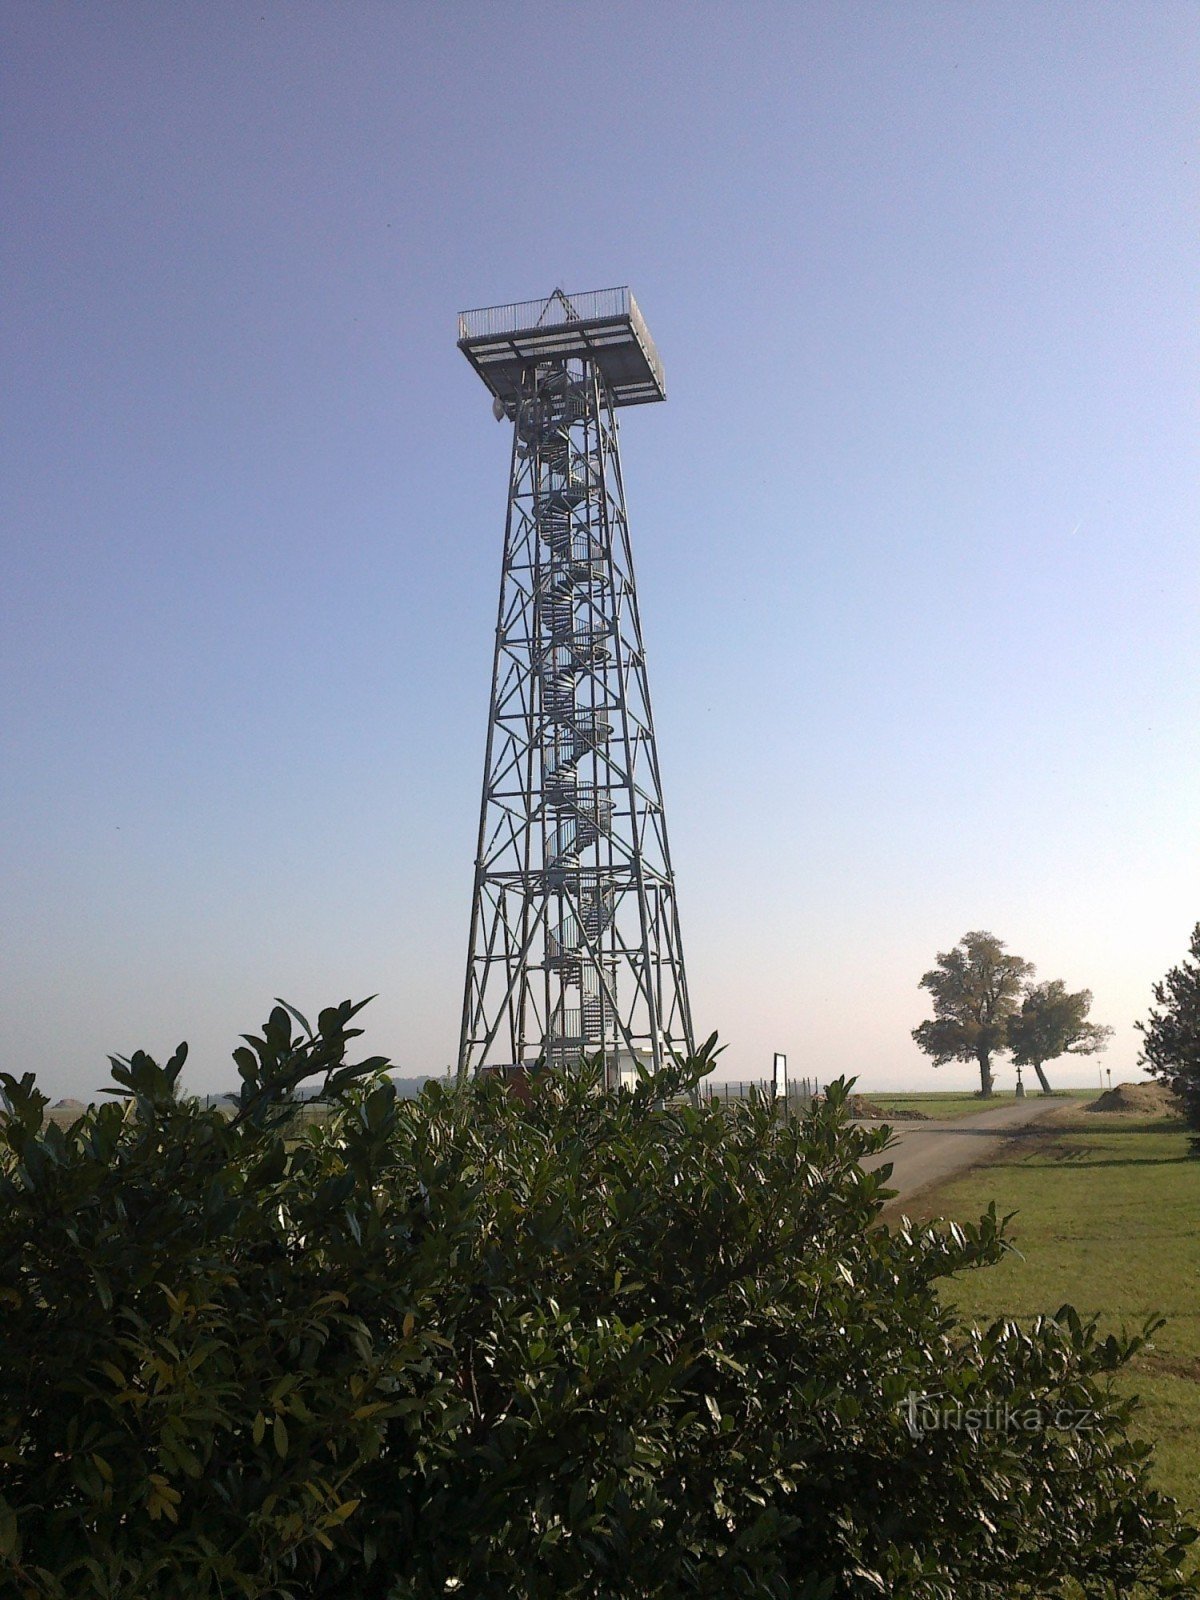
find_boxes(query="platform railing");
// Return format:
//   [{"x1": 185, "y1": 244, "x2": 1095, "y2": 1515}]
[{"x1": 459, "y1": 287, "x2": 631, "y2": 341}]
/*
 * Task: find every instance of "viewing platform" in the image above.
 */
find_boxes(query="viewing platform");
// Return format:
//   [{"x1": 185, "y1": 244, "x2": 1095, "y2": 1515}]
[{"x1": 458, "y1": 286, "x2": 665, "y2": 410}]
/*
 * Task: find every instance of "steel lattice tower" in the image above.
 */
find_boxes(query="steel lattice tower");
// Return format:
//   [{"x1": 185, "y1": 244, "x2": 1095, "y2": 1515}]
[{"x1": 456, "y1": 287, "x2": 694, "y2": 1084}]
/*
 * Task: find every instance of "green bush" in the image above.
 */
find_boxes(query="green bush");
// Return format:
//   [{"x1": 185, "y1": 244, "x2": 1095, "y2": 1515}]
[
  {"x1": 1140, "y1": 921, "x2": 1200, "y2": 1150},
  {"x1": 1, "y1": 1001, "x2": 1196, "y2": 1598}
]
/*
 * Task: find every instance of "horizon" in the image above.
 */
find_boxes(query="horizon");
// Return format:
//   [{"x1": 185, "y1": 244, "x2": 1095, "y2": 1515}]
[{"x1": 40, "y1": 1064, "x2": 1142, "y2": 1109}]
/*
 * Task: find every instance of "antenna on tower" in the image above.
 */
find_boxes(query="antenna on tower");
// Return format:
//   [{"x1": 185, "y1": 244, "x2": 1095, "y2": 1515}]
[{"x1": 455, "y1": 286, "x2": 691, "y2": 1087}]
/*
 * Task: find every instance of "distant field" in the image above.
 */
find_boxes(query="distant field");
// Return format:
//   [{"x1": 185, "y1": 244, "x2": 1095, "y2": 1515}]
[
  {"x1": 41, "y1": 1086, "x2": 1106, "y2": 1128},
  {"x1": 866, "y1": 1088, "x2": 1102, "y2": 1122},
  {"x1": 38, "y1": 1101, "x2": 338, "y2": 1132},
  {"x1": 901, "y1": 1109, "x2": 1200, "y2": 1546}
]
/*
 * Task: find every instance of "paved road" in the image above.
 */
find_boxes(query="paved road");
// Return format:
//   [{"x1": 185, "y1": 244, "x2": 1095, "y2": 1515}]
[{"x1": 860, "y1": 1096, "x2": 1081, "y2": 1208}]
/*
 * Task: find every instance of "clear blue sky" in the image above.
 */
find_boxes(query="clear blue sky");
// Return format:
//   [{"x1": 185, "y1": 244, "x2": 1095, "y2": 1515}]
[{"x1": 3, "y1": 3, "x2": 1196, "y2": 1098}]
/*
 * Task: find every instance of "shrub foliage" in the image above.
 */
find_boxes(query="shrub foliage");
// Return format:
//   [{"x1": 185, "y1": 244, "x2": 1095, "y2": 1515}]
[{"x1": 1, "y1": 1001, "x2": 1196, "y2": 1598}]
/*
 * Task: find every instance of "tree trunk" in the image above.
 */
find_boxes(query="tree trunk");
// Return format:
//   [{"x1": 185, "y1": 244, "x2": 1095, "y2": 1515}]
[
  {"x1": 978, "y1": 1051, "x2": 994, "y2": 1097},
  {"x1": 1032, "y1": 1061, "x2": 1052, "y2": 1094}
]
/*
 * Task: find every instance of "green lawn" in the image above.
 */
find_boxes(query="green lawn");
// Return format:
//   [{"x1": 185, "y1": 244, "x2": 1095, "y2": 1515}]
[
  {"x1": 866, "y1": 1088, "x2": 1100, "y2": 1122},
  {"x1": 899, "y1": 1111, "x2": 1200, "y2": 1534}
]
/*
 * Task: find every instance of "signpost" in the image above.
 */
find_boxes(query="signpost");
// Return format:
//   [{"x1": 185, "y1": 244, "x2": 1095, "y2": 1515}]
[{"x1": 772, "y1": 1052, "x2": 787, "y2": 1101}]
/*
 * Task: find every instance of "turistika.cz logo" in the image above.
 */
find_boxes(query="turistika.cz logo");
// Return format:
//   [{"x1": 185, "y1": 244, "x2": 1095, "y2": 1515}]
[{"x1": 901, "y1": 1392, "x2": 1099, "y2": 1440}]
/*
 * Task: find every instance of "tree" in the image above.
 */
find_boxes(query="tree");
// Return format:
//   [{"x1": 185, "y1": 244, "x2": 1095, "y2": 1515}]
[
  {"x1": 2, "y1": 1000, "x2": 1197, "y2": 1597},
  {"x1": 1008, "y1": 980, "x2": 1114, "y2": 1094},
  {"x1": 1138, "y1": 921, "x2": 1200, "y2": 1150},
  {"x1": 912, "y1": 930, "x2": 1033, "y2": 1096}
]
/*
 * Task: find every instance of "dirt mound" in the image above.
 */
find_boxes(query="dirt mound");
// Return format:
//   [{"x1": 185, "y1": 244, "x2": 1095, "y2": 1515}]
[
  {"x1": 1088, "y1": 1080, "x2": 1182, "y2": 1116},
  {"x1": 847, "y1": 1095, "x2": 929, "y2": 1121}
]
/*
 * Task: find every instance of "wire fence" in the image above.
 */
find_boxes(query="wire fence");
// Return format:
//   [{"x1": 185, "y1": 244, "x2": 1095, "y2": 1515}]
[{"x1": 705, "y1": 1076, "x2": 822, "y2": 1106}]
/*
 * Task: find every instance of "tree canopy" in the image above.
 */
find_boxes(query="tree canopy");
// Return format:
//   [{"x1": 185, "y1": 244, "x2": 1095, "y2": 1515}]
[
  {"x1": 1008, "y1": 980, "x2": 1113, "y2": 1094},
  {"x1": 911, "y1": 931, "x2": 1033, "y2": 1096},
  {"x1": 1138, "y1": 921, "x2": 1200, "y2": 1149},
  {"x1": 1, "y1": 1000, "x2": 1196, "y2": 1597}
]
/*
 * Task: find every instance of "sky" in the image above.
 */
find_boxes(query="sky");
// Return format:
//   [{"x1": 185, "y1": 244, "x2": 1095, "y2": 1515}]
[{"x1": 2, "y1": 2, "x2": 1196, "y2": 1099}]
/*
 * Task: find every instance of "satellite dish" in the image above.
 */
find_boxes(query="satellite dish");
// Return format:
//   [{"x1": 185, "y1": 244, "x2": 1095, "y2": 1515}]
[{"x1": 492, "y1": 396, "x2": 506, "y2": 422}]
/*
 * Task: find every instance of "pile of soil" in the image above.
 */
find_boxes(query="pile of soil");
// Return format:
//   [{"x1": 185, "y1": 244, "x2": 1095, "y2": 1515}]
[
  {"x1": 846, "y1": 1095, "x2": 929, "y2": 1122},
  {"x1": 1087, "y1": 1080, "x2": 1183, "y2": 1116}
]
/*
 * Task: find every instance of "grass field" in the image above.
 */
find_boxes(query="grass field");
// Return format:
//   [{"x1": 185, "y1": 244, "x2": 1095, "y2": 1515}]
[
  {"x1": 866, "y1": 1088, "x2": 1102, "y2": 1122},
  {"x1": 901, "y1": 1109, "x2": 1200, "y2": 1536}
]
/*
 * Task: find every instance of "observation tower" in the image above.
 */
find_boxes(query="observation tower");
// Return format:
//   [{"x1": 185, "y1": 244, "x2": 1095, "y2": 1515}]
[{"x1": 456, "y1": 286, "x2": 694, "y2": 1084}]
